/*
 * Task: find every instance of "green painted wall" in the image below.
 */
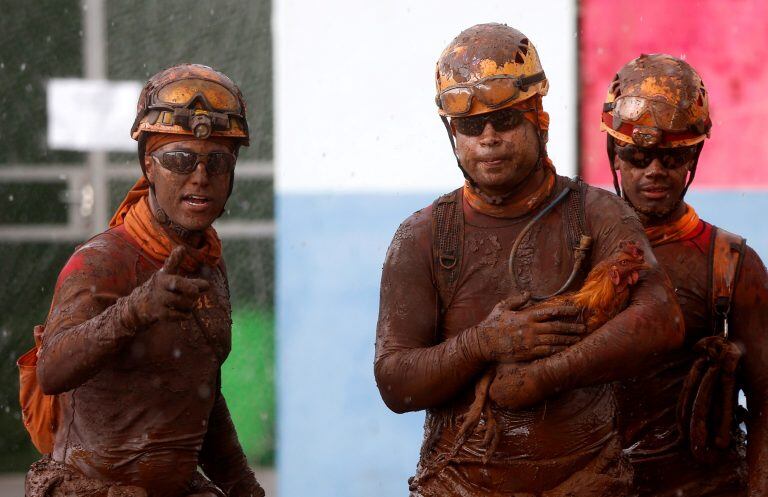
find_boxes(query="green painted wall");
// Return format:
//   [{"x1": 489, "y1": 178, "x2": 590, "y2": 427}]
[{"x1": 0, "y1": 0, "x2": 274, "y2": 470}]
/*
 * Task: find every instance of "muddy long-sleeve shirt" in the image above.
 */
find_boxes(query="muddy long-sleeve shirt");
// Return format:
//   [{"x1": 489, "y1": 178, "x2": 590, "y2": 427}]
[
  {"x1": 36, "y1": 224, "x2": 259, "y2": 497},
  {"x1": 375, "y1": 177, "x2": 683, "y2": 495}
]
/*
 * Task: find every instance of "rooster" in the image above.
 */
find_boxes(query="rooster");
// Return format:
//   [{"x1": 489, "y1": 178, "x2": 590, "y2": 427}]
[{"x1": 452, "y1": 240, "x2": 650, "y2": 461}]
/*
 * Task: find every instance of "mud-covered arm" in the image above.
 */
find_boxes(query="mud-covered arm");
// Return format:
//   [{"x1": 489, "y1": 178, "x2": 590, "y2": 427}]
[
  {"x1": 199, "y1": 383, "x2": 264, "y2": 497},
  {"x1": 37, "y1": 244, "x2": 143, "y2": 395},
  {"x1": 374, "y1": 212, "x2": 488, "y2": 413},
  {"x1": 491, "y1": 191, "x2": 684, "y2": 407},
  {"x1": 732, "y1": 248, "x2": 768, "y2": 496}
]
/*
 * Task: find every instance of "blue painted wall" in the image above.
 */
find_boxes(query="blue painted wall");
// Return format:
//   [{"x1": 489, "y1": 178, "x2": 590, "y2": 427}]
[{"x1": 276, "y1": 188, "x2": 767, "y2": 497}]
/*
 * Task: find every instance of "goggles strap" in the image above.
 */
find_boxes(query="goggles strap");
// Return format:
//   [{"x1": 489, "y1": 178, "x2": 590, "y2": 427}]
[{"x1": 517, "y1": 71, "x2": 547, "y2": 89}]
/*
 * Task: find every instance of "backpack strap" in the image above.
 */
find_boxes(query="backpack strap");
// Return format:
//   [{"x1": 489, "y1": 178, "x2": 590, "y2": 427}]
[
  {"x1": 711, "y1": 227, "x2": 746, "y2": 339},
  {"x1": 431, "y1": 188, "x2": 464, "y2": 314}
]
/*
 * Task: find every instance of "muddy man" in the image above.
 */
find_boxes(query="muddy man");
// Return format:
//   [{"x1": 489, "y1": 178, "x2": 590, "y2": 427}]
[
  {"x1": 603, "y1": 54, "x2": 768, "y2": 497},
  {"x1": 24, "y1": 65, "x2": 264, "y2": 497},
  {"x1": 374, "y1": 23, "x2": 683, "y2": 497}
]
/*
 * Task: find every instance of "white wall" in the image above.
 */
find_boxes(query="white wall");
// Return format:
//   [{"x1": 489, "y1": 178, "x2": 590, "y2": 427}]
[{"x1": 275, "y1": 0, "x2": 578, "y2": 194}]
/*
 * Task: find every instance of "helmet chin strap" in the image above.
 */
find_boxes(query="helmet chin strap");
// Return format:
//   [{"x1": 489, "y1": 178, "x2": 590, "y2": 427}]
[
  {"x1": 147, "y1": 184, "x2": 200, "y2": 244},
  {"x1": 439, "y1": 112, "x2": 547, "y2": 204},
  {"x1": 440, "y1": 115, "x2": 472, "y2": 182}
]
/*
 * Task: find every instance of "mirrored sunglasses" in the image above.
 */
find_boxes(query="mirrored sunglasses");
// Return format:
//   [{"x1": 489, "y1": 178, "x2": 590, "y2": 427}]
[
  {"x1": 452, "y1": 107, "x2": 530, "y2": 136},
  {"x1": 615, "y1": 144, "x2": 697, "y2": 169},
  {"x1": 152, "y1": 151, "x2": 236, "y2": 176}
]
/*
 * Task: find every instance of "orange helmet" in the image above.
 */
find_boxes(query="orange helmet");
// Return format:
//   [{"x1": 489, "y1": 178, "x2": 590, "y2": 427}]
[
  {"x1": 131, "y1": 64, "x2": 249, "y2": 144},
  {"x1": 435, "y1": 23, "x2": 548, "y2": 118},
  {"x1": 601, "y1": 54, "x2": 710, "y2": 148}
]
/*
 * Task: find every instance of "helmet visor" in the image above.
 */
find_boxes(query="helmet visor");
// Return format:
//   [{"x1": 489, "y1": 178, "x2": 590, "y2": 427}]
[{"x1": 156, "y1": 78, "x2": 241, "y2": 112}]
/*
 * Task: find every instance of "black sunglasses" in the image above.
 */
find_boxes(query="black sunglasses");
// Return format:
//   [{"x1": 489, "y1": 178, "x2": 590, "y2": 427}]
[
  {"x1": 151, "y1": 151, "x2": 236, "y2": 176},
  {"x1": 615, "y1": 144, "x2": 697, "y2": 170},
  {"x1": 452, "y1": 107, "x2": 531, "y2": 137}
]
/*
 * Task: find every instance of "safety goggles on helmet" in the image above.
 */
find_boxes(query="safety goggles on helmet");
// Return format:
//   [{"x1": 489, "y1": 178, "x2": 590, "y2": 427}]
[
  {"x1": 609, "y1": 96, "x2": 697, "y2": 132},
  {"x1": 615, "y1": 143, "x2": 698, "y2": 170},
  {"x1": 134, "y1": 78, "x2": 247, "y2": 141},
  {"x1": 452, "y1": 107, "x2": 531, "y2": 136},
  {"x1": 436, "y1": 72, "x2": 546, "y2": 117},
  {"x1": 152, "y1": 150, "x2": 237, "y2": 176}
]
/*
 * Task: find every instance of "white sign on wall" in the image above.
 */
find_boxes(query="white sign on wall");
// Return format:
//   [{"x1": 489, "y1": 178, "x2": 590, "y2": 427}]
[{"x1": 47, "y1": 78, "x2": 142, "y2": 152}]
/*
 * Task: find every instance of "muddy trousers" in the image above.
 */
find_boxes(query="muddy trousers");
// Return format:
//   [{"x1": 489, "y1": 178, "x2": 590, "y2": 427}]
[
  {"x1": 25, "y1": 456, "x2": 225, "y2": 497},
  {"x1": 409, "y1": 437, "x2": 634, "y2": 497},
  {"x1": 631, "y1": 449, "x2": 747, "y2": 497}
]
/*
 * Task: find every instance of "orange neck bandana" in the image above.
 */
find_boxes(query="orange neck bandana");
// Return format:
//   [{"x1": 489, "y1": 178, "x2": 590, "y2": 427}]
[
  {"x1": 108, "y1": 133, "x2": 223, "y2": 272},
  {"x1": 515, "y1": 94, "x2": 549, "y2": 134},
  {"x1": 463, "y1": 158, "x2": 557, "y2": 218},
  {"x1": 644, "y1": 203, "x2": 702, "y2": 247}
]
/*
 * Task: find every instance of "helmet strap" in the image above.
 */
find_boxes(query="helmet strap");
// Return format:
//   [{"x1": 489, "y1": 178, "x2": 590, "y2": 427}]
[
  {"x1": 147, "y1": 186, "x2": 202, "y2": 246},
  {"x1": 607, "y1": 135, "x2": 622, "y2": 197},
  {"x1": 440, "y1": 115, "x2": 472, "y2": 182},
  {"x1": 440, "y1": 111, "x2": 547, "y2": 186},
  {"x1": 680, "y1": 142, "x2": 703, "y2": 198},
  {"x1": 609, "y1": 135, "x2": 704, "y2": 206}
]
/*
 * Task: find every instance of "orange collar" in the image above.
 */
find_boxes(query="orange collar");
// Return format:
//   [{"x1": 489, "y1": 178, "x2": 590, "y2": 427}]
[
  {"x1": 463, "y1": 159, "x2": 557, "y2": 218},
  {"x1": 109, "y1": 177, "x2": 221, "y2": 272},
  {"x1": 644, "y1": 204, "x2": 701, "y2": 247}
]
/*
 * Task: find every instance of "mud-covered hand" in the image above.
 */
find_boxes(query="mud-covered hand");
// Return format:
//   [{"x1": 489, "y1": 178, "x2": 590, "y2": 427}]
[
  {"x1": 120, "y1": 245, "x2": 210, "y2": 329},
  {"x1": 473, "y1": 293, "x2": 585, "y2": 364},
  {"x1": 488, "y1": 362, "x2": 548, "y2": 409}
]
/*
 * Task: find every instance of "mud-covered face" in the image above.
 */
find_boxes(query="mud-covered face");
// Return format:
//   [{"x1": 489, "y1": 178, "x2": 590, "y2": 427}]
[
  {"x1": 452, "y1": 110, "x2": 540, "y2": 196},
  {"x1": 615, "y1": 141, "x2": 693, "y2": 223},
  {"x1": 145, "y1": 139, "x2": 233, "y2": 231}
]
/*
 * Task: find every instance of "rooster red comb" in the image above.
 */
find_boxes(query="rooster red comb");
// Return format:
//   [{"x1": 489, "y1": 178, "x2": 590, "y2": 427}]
[{"x1": 618, "y1": 240, "x2": 644, "y2": 259}]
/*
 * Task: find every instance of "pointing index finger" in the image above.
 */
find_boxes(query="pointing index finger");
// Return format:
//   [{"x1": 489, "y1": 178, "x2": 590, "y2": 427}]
[{"x1": 162, "y1": 246, "x2": 187, "y2": 276}]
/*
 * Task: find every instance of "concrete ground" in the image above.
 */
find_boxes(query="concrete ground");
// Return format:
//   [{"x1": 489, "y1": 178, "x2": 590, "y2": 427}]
[{"x1": 0, "y1": 468, "x2": 276, "y2": 496}]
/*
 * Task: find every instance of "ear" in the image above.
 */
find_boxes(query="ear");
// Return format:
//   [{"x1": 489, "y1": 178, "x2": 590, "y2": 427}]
[
  {"x1": 610, "y1": 266, "x2": 621, "y2": 286},
  {"x1": 144, "y1": 154, "x2": 156, "y2": 183}
]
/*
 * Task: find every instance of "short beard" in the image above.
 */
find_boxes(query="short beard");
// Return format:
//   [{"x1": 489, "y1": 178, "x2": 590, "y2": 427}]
[{"x1": 624, "y1": 194, "x2": 684, "y2": 224}]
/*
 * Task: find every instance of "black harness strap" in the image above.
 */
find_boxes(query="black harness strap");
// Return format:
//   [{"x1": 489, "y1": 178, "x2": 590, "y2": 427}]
[
  {"x1": 430, "y1": 176, "x2": 591, "y2": 312},
  {"x1": 710, "y1": 227, "x2": 747, "y2": 339},
  {"x1": 431, "y1": 188, "x2": 464, "y2": 314},
  {"x1": 564, "y1": 176, "x2": 589, "y2": 251}
]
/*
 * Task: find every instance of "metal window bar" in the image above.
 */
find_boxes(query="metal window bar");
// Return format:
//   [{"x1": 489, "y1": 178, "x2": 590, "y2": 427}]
[{"x1": 0, "y1": 161, "x2": 275, "y2": 242}]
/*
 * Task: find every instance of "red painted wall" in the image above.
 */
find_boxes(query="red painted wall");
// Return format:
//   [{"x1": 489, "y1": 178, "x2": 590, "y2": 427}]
[{"x1": 580, "y1": 0, "x2": 768, "y2": 188}]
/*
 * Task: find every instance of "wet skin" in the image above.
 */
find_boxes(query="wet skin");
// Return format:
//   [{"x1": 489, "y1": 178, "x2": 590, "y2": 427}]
[
  {"x1": 451, "y1": 116, "x2": 541, "y2": 197},
  {"x1": 614, "y1": 142, "x2": 690, "y2": 226},
  {"x1": 144, "y1": 139, "x2": 233, "y2": 233}
]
